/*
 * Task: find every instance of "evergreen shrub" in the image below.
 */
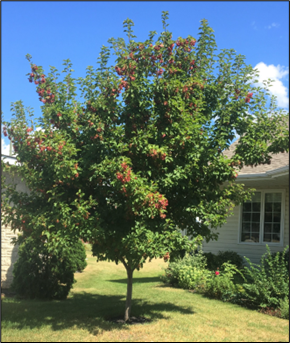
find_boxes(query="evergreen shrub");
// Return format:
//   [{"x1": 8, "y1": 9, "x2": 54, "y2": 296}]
[
  {"x1": 11, "y1": 237, "x2": 87, "y2": 300},
  {"x1": 203, "y1": 250, "x2": 244, "y2": 271}
]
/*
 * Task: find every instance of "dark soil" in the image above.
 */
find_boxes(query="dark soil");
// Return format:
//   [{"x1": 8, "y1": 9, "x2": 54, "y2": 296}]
[
  {"x1": 108, "y1": 316, "x2": 152, "y2": 325},
  {"x1": 258, "y1": 307, "x2": 282, "y2": 318}
]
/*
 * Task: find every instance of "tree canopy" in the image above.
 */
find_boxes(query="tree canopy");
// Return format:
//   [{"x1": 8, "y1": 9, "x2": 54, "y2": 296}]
[{"x1": 2, "y1": 12, "x2": 288, "y2": 321}]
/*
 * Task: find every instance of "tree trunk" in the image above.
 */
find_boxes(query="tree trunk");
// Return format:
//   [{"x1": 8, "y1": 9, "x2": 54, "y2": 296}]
[{"x1": 124, "y1": 267, "x2": 133, "y2": 322}]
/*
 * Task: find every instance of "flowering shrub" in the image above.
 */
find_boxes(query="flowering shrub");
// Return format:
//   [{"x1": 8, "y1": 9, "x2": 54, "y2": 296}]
[
  {"x1": 162, "y1": 246, "x2": 289, "y2": 318},
  {"x1": 204, "y1": 262, "x2": 245, "y2": 301}
]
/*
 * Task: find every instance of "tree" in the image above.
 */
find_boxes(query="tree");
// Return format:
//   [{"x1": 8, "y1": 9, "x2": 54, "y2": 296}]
[{"x1": 2, "y1": 12, "x2": 288, "y2": 321}]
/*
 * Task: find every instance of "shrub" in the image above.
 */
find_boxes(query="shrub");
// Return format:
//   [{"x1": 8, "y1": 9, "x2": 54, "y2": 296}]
[
  {"x1": 178, "y1": 265, "x2": 211, "y2": 291},
  {"x1": 161, "y1": 249, "x2": 209, "y2": 289},
  {"x1": 169, "y1": 249, "x2": 186, "y2": 262},
  {"x1": 203, "y1": 251, "x2": 244, "y2": 271},
  {"x1": 217, "y1": 251, "x2": 244, "y2": 270},
  {"x1": 284, "y1": 249, "x2": 289, "y2": 270},
  {"x1": 204, "y1": 262, "x2": 246, "y2": 301},
  {"x1": 279, "y1": 297, "x2": 289, "y2": 320},
  {"x1": 269, "y1": 249, "x2": 289, "y2": 271},
  {"x1": 72, "y1": 239, "x2": 88, "y2": 272},
  {"x1": 11, "y1": 237, "x2": 87, "y2": 300},
  {"x1": 242, "y1": 245, "x2": 289, "y2": 309},
  {"x1": 202, "y1": 252, "x2": 217, "y2": 271}
]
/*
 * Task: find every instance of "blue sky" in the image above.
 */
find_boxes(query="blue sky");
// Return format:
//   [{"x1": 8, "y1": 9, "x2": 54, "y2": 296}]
[{"x1": 1, "y1": 1, "x2": 289, "y2": 154}]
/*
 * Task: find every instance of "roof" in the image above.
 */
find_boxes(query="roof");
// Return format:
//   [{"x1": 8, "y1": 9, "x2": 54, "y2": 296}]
[{"x1": 223, "y1": 139, "x2": 289, "y2": 175}]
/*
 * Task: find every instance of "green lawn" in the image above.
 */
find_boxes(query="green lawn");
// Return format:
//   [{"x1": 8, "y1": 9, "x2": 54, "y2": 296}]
[{"x1": 1, "y1": 251, "x2": 289, "y2": 342}]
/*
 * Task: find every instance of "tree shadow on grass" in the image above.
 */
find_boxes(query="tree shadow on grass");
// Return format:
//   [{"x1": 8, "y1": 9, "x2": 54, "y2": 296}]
[
  {"x1": 1, "y1": 292, "x2": 195, "y2": 335},
  {"x1": 108, "y1": 276, "x2": 161, "y2": 284},
  {"x1": 199, "y1": 292, "x2": 260, "y2": 312}
]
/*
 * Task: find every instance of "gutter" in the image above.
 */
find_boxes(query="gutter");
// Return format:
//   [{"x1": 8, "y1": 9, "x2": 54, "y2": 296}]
[{"x1": 236, "y1": 165, "x2": 289, "y2": 181}]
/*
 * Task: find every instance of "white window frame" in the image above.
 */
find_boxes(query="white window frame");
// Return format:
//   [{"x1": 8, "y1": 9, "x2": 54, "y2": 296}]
[{"x1": 238, "y1": 189, "x2": 285, "y2": 246}]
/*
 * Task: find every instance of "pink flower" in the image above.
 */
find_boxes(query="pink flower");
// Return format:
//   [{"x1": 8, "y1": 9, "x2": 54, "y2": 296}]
[{"x1": 215, "y1": 271, "x2": 219, "y2": 276}]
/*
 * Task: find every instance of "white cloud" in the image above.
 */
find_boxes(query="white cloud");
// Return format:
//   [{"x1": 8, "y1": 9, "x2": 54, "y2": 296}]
[
  {"x1": 253, "y1": 62, "x2": 289, "y2": 108},
  {"x1": 35, "y1": 127, "x2": 44, "y2": 132},
  {"x1": 265, "y1": 22, "x2": 280, "y2": 29},
  {"x1": 1, "y1": 139, "x2": 10, "y2": 155}
]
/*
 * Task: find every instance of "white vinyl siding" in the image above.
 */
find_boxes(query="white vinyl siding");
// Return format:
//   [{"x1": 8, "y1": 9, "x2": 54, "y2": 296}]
[
  {"x1": 202, "y1": 186, "x2": 289, "y2": 265},
  {"x1": 1, "y1": 171, "x2": 30, "y2": 288}
]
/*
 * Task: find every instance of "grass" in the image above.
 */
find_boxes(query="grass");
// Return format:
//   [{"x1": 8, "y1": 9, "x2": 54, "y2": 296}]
[{"x1": 1, "y1": 249, "x2": 289, "y2": 342}]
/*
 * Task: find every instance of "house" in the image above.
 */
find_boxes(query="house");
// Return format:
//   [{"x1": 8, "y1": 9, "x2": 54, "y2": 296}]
[
  {"x1": 1, "y1": 154, "x2": 29, "y2": 288},
  {"x1": 202, "y1": 140, "x2": 289, "y2": 265}
]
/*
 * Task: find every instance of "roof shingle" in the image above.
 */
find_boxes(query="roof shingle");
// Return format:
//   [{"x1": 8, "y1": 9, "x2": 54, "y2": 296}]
[{"x1": 223, "y1": 139, "x2": 289, "y2": 174}]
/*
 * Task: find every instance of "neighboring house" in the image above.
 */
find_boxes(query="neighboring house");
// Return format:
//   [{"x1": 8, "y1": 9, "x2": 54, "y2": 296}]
[
  {"x1": 1, "y1": 154, "x2": 29, "y2": 288},
  {"x1": 202, "y1": 140, "x2": 289, "y2": 264}
]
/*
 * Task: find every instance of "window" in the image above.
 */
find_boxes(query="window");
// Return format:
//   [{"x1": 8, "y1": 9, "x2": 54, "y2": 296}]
[{"x1": 239, "y1": 190, "x2": 284, "y2": 245}]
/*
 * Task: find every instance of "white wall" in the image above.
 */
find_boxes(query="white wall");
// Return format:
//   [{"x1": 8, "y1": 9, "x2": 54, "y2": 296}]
[
  {"x1": 202, "y1": 185, "x2": 289, "y2": 265},
  {"x1": 1, "y1": 170, "x2": 30, "y2": 288}
]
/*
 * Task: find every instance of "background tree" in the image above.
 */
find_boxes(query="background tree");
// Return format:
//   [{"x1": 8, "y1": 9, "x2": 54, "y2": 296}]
[{"x1": 2, "y1": 12, "x2": 288, "y2": 321}]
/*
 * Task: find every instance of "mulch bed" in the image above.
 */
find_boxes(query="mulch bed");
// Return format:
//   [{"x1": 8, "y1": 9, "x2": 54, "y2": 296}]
[
  {"x1": 258, "y1": 307, "x2": 282, "y2": 318},
  {"x1": 108, "y1": 316, "x2": 152, "y2": 325}
]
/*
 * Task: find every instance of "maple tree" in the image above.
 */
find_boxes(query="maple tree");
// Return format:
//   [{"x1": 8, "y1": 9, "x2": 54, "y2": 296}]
[{"x1": 2, "y1": 12, "x2": 288, "y2": 321}]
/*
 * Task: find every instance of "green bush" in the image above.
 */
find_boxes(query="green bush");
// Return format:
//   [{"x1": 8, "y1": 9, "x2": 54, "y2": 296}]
[
  {"x1": 269, "y1": 249, "x2": 289, "y2": 271},
  {"x1": 202, "y1": 252, "x2": 217, "y2": 270},
  {"x1": 72, "y1": 239, "x2": 88, "y2": 272},
  {"x1": 203, "y1": 251, "x2": 244, "y2": 271},
  {"x1": 169, "y1": 249, "x2": 186, "y2": 262},
  {"x1": 284, "y1": 249, "x2": 289, "y2": 270},
  {"x1": 162, "y1": 245, "x2": 289, "y2": 313},
  {"x1": 161, "y1": 249, "x2": 209, "y2": 289},
  {"x1": 204, "y1": 262, "x2": 246, "y2": 301},
  {"x1": 178, "y1": 265, "x2": 211, "y2": 291},
  {"x1": 242, "y1": 245, "x2": 289, "y2": 309},
  {"x1": 162, "y1": 249, "x2": 245, "y2": 294},
  {"x1": 279, "y1": 297, "x2": 289, "y2": 320},
  {"x1": 217, "y1": 251, "x2": 244, "y2": 269},
  {"x1": 11, "y1": 237, "x2": 87, "y2": 300}
]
